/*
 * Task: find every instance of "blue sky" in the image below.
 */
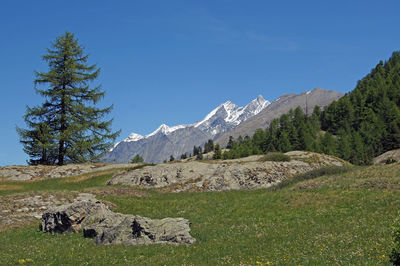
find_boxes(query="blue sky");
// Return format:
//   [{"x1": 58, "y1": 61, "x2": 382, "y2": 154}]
[{"x1": 1, "y1": 0, "x2": 400, "y2": 166}]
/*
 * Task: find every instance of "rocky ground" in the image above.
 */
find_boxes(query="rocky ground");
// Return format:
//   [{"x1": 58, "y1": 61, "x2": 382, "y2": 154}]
[
  {"x1": 373, "y1": 148, "x2": 400, "y2": 165},
  {"x1": 0, "y1": 151, "x2": 347, "y2": 233},
  {"x1": 0, "y1": 191, "x2": 77, "y2": 231},
  {"x1": 108, "y1": 151, "x2": 347, "y2": 192},
  {"x1": 0, "y1": 163, "x2": 135, "y2": 181}
]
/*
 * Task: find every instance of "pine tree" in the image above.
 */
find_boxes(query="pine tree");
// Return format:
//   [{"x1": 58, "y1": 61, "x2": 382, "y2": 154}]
[
  {"x1": 131, "y1": 154, "x2": 144, "y2": 163},
  {"x1": 226, "y1": 136, "x2": 235, "y2": 149},
  {"x1": 204, "y1": 139, "x2": 214, "y2": 153},
  {"x1": 17, "y1": 32, "x2": 120, "y2": 165},
  {"x1": 193, "y1": 146, "x2": 199, "y2": 156},
  {"x1": 213, "y1": 144, "x2": 222, "y2": 159},
  {"x1": 169, "y1": 155, "x2": 175, "y2": 162}
]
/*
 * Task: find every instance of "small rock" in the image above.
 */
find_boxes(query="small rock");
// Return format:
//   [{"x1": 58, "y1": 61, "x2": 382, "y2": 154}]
[{"x1": 16, "y1": 207, "x2": 30, "y2": 212}]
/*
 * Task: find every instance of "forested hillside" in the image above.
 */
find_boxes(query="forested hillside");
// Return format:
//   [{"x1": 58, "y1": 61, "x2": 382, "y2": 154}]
[{"x1": 222, "y1": 51, "x2": 400, "y2": 165}]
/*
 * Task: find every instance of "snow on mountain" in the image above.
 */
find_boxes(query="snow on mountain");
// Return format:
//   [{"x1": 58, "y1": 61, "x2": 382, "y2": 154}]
[
  {"x1": 109, "y1": 95, "x2": 270, "y2": 153},
  {"x1": 125, "y1": 133, "x2": 145, "y2": 142},
  {"x1": 245, "y1": 95, "x2": 271, "y2": 115},
  {"x1": 146, "y1": 124, "x2": 187, "y2": 138}
]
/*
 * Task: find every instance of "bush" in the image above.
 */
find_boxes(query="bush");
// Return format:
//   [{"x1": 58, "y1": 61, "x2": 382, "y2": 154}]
[
  {"x1": 260, "y1": 152, "x2": 291, "y2": 162},
  {"x1": 130, "y1": 154, "x2": 144, "y2": 163},
  {"x1": 386, "y1": 158, "x2": 397, "y2": 165},
  {"x1": 390, "y1": 215, "x2": 400, "y2": 265},
  {"x1": 268, "y1": 165, "x2": 354, "y2": 191}
]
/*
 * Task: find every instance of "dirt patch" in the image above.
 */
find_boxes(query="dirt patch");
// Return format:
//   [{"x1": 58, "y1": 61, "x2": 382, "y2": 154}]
[
  {"x1": 64, "y1": 169, "x2": 117, "y2": 183},
  {"x1": 0, "y1": 184, "x2": 23, "y2": 191}
]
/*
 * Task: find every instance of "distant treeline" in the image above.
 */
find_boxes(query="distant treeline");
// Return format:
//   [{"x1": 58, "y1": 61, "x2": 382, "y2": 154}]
[{"x1": 222, "y1": 51, "x2": 400, "y2": 165}]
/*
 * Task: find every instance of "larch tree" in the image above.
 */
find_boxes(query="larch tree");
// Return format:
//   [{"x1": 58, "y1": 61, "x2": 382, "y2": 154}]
[{"x1": 17, "y1": 32, "x2": 120, "y2": 165}]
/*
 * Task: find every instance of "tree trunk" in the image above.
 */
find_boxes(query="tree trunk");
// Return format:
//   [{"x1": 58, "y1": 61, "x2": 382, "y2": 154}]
[{"x1": 58, "y1": 85, "x2": 66, "y2": 165}]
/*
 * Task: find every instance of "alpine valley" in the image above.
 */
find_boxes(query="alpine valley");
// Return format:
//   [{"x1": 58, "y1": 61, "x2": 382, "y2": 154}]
[{"x1": 104, "y1": 88, "x2": 343, "y2": 163}]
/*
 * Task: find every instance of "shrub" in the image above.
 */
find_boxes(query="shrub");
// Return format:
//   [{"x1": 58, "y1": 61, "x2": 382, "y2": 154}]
[
  {"x1": 130, "y1": 154, "x2": 144, "y2": 163},
  {"x1": 386, "y1": 158, "x2": 397, "y2": 165},
  {"x1": 260, "y1": 152, "x2": 291, "y2": 162},
  {"x1": 390, "y1": 215, "x2": 400, "y2": 265}
]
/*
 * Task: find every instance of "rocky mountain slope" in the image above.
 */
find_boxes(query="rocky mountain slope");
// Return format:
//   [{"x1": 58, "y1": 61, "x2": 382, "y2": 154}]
[
  {"x1": 104, "y1": 96, "x2": 270, "y2": 163},
  {"x1": 215, "y1": 88, "x2": 343, "y2": 146},
  {"x1": 107, "y1": 151, "x2": 346, "y2": 192},
  {"x1": 105, "y1": 88, "x2": 342, "y2": 164}
]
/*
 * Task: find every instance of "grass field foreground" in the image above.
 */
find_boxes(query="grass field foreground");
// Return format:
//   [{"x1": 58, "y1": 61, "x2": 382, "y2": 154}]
[{"x1": 0, "y1": 164, "x2": 399, "y2": 265}]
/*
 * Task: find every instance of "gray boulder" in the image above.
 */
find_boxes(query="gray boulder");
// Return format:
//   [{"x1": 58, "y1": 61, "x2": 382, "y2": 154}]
[
  {"x1": 40, "y1": 193, "x2": 195, "y2": 246},
  {"x1": 84, "y1": 215, "x2": 195, "y2": 245},
  {"x1": 40, "y1": 194, "x2": 112, "y2": 233}
]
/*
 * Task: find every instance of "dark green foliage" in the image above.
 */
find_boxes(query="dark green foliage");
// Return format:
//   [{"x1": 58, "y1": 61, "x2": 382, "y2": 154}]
[
  {"x1": 17, "y1": 32, "x2": 120, "y2": 165},
  {"x1": 180, "y1": 153, "x2": 187, "y2": 160},
  {"x1": 17, "y1": 122, "x2": 56, "y2": 165},
  {"x1": 130, "y1": 154, "x2": 144, "y2": 163},
  {"x1": 213, "y1": 144, "x2": 222, "y2": 159},
  {"x1": 196, "y1": 152, "x2": 203, "y2": 160},
  {"x1": 386, "y1": 158, "x2": 397, "y2": 164},
  {"x1": 193, "y1": 146, "x2": 200, "y2": 156},
  {"x1": 259, "y1": 152, "x2": 291, "y2": 162},
  {"x1": 321, "y1": 51, "x2": 400, "y2": 164},
  {"x1": 226, "y1": 136, "x2": 235, "y2": 149},
  {"x1": 196, "y1": 146, "x2": 203, "y2": 160},
  {"x1": 169, "y1": 155, "x2": 175, "y2": 162},
  {"x1": 390, "y1": 215, "x2": 400, "y2": 265},
  {"x1": 220, "y1": 51, "x2": 400, "y2": 165},
  {"x1": 204, "y1": 139, "x2": 214, "y2": 153}
]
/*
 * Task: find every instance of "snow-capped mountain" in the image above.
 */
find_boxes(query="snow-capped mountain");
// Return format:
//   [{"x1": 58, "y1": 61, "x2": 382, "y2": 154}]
[{"x1": 105, "y1": 95, "x2": 270, "y2": 163}]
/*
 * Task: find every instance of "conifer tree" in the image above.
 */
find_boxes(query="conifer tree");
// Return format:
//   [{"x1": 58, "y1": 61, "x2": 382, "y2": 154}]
[
  {"x1": 131, "y1": 154, "x2": 144, "y2": 163},
  {"x1": 17, "y1": 32, "x2": 120, "y2": 165},
  {"x1": 226, "y1": 136, "x2": 235, "y2": 149},
  {"x1": 213, "y1": 144, "x2": 222, "y2": 159}
]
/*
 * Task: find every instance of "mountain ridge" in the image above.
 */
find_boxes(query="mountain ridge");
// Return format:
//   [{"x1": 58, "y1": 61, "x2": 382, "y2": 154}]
[{"x1": 105, "y1": 88, "x2": 342, "y2": 163}]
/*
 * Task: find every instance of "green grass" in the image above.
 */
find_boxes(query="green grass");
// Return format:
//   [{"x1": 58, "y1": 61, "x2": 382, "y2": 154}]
[
  {"x1": 259, "y1": 152, "x2": 291, "y2": 162},
  {"x1": 268, "y1": 165, "x2": 355, "y2": 191},
  {"x1": 1, "y1": 163, "x2": 400, "y2": 264}
]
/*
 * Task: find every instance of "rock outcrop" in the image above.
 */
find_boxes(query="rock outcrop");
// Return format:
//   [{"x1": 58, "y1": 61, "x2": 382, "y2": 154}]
[
  {"x1": 84, "y1": 215, "x2": 195, "y2": 246},
  {"x1": 40, "y1": 193, "x2": 195, "y2": 246},
  {"x1": 107, "y1": 151, "x2": 346, "y2": 192},
  {"x1": 373, "y1": 149, "x2": 400, "y2": 165},
  {"x1": 0, "y1": 163, "x2": 134, "y2": 181}
]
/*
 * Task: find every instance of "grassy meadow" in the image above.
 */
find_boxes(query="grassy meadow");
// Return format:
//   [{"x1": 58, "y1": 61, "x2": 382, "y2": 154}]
[{"x1": 0, "y1": 163, "x2": 399, "y2": 265}]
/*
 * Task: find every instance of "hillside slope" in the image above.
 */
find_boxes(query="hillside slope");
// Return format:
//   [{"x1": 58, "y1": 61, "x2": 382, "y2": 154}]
[{"x1": 216, "y1": 88, "x2": 343, "y2": 146}]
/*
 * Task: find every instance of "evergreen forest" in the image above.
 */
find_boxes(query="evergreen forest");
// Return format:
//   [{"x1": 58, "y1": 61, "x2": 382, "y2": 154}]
[{"x1": 222, "y1": 51, "x2": 400, "y2": 165}]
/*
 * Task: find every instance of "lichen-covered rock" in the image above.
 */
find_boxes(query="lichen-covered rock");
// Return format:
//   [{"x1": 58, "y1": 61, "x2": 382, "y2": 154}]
[
  {"x1": 40, "y1": 194, "x2": 195, "y2": 246},
  {"x1": 40, "y1": 194, "x2": 113, "y2": 233},
  {"x1": 107, "y1": 151, "x2": 346, "y2": 192},
  {"x1": 84, "y1": 215, "x2": 195, "y2": 245},
  {"x1": 373, "y1": 149, "x2": 400, "y2": 165},
  {"x1": 0, "y1": 163, "x2": 134, "y2": 181}
]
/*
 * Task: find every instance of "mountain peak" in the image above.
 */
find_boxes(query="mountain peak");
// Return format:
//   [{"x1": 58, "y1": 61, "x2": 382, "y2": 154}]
[
  {"x1": 244, "y1": 95, "x2": 270, "y2": 116},
  {"x1": 125, "y1": 132, "x2": 144, "y2": 142},
  {"x1": 146, "y1": 123, "x2": 187, "y2": 137}
]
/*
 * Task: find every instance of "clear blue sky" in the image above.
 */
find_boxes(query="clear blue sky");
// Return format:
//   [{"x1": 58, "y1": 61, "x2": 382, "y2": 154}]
[{"x1": 1, "y1": 0, "x2": 400, "y2": 166}]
